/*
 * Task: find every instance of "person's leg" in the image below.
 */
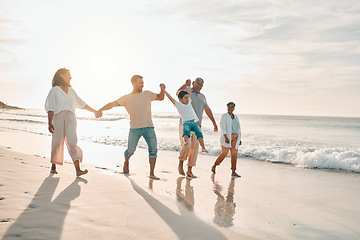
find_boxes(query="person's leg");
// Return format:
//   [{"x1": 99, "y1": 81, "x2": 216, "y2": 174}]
[
  {"x1": 230, "y1": 134, "x2": 240, "y2": 177},
  {"x1": 51, "y1": 112, "x2": 66, "y2": 173},
  {"x1": 178, "y1": 124, "x2": 190, "y2": 175},
  {"x1": 191, "y1": 122, "x2": 208, "y2": 153},
  {"x1": 143, "y1": 127, "x2": 159, "y2": 179},
  {"x1": 182, "y1": 122, "x2": 191, "y2": 145},
  {"x1": 184, "y1": 135, "x2": 189, "y2": 145},
  {"x1": 212, "y1": 146, "x2": 230, "y2": 174},
  {"x1": 197, "y1": 137, "x2": 208, "y2": 153},
  {"x1": 64, "y1": 112, "x2": 87, "y2": 176},
  {"x1": 73, "y1": 160, "x2": 88, "y2": 176},
  {"x1": 187, "y1": 131, "x2": 199, "y2": 178},
  {"x1": 124, "y1": 128, "x2": 142, "y2": 174},
  {"x1": 51, "y1": 164, "x2": 57, "y2": 174},
  {"x1": 148, "y1": 158, "x2": 159, "y2": 179}
]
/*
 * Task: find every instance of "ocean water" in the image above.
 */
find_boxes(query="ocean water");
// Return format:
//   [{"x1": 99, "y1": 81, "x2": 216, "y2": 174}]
[{"x1": 1, "y1": 108, "x2": 359, "y2": 173}]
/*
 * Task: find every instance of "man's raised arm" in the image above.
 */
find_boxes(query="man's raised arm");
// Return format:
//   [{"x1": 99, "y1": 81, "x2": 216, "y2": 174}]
[{"x1": 155, "y1": 84, "x2": 165, "y2": 100}]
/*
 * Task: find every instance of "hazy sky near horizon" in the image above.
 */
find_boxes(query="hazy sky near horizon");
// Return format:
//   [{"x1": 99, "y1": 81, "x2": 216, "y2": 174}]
[{"x1": 1, "y1": 0, "x2": 359, "y2": 117}]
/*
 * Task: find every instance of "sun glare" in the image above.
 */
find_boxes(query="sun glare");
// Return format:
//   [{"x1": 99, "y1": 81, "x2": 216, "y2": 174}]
[{"x1": 90, "y1": 53, "x2": 118, "y2": 80}]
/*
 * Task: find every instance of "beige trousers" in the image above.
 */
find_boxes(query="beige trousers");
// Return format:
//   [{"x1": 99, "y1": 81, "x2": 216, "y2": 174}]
[
  {"x1": 51, "y1": 111, "x2": 82, "y2": 165},
  {"x1": 178, "y1": 124, "x2": 199, "y2": 167}
]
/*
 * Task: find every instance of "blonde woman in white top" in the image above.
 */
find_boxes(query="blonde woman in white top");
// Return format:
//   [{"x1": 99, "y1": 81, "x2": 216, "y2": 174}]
[
  {"x1": 45, "y1": 68, "x2": 98, "y2": 176},
  {"x1": 211, "y1": 102, "x2": 242, "y2": 177}
]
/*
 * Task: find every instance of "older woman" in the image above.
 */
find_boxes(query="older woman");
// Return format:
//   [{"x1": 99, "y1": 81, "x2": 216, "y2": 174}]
[
  {"x1": 45, "y1": 68, "x2": 97, "y2": 176},
  {"x1": 211, "y1": 102, "x2": 242, "y2": 177}
]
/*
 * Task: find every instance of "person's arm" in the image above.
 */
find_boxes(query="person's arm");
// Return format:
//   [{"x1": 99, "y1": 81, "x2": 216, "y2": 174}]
[
  {"x1": 237, "y1": 116, "x2": 242, "y2": 146},
  {"x1": 224, "y1": 134, "x2": 230, "y2": 143},
  {"x1": 155, "y1": 84, "x2": 165, "y2": 100},
  {"x1": 84, "y1": 105, "x2": 97, "y2": 115},
  {"x1": 97, "y1": 101, "x2": 121, "y2": 118},
  {"x1": 205, "y1": 107, "x2": 218, "y2": 132},
  {"x1": 220, "y1": 115, "x2": 229, "y2": 143},
  {"x1": 185, "y1": 79, "x2": 191, "y2": 98},
  {"x1": 47, "y1": 111, "x2": 54, "y2": 133},
  {"x1": 160, "y1": 84, "x2": 175, "y2": 105},
  {"x1": 176, "y1": 79, "x2": 191, "y2": 95},
  {"x1": 164, "y1": 90, "x2": 176, "y2": 106}
]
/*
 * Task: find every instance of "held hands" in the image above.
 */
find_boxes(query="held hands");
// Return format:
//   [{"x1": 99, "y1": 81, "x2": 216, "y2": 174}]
[{"x1": 95, "y1": 110, "x2": 103, "y2": 118}]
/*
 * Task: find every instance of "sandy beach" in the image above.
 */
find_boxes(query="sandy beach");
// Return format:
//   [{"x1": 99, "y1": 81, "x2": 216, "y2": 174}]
[{"x1": 1, "y1": 129, "x2": 360, "y2": 240}]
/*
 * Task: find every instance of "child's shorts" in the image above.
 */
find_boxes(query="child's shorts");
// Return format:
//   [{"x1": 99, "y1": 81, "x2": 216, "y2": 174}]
[{"x1": 182, "y1": 120, "x2": 203, "y2": 138}]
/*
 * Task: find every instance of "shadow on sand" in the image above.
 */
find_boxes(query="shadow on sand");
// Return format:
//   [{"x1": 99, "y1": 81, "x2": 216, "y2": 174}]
[
  {"x1": 127, "y1": 176, "x2": 227, "y2": 240},
  {"x1": 3, "y1": 174, "x2": 87, "y2": 240}
]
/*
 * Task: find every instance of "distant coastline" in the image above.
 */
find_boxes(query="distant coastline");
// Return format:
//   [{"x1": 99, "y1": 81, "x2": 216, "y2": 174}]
[{"x1": 0, "y1": 101, "x2": 23, "y2": 110}]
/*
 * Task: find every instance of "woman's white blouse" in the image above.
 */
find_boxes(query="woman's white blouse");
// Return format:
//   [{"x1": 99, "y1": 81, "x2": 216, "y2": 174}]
[
  {"x1": 219, "y1": 113, "x2": 241, "y2": 149},
  {"x1": 45, "y1": 86, "x2": 87, "y2": 115}
]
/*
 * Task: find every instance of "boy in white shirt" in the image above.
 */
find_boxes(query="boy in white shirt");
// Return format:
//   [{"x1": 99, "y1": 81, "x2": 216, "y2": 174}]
[{"x1": 161, "y1": 81, "x2": 208, "y2": 153}]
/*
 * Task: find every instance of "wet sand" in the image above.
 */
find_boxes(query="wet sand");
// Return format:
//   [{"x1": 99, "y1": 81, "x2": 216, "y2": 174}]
[{"x1": 0, "y1": 129, "x2": 360, "y2": 239}]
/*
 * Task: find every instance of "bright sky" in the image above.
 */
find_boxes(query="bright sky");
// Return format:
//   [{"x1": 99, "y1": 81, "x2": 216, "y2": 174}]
[{"x1": 1, "y1": 0, "x2": 359, "y2": 117}]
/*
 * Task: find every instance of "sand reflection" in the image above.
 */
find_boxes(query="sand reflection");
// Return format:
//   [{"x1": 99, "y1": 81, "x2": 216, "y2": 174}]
[{"x1": 212, "y1": 174, "x2": 236, "y2": 228}]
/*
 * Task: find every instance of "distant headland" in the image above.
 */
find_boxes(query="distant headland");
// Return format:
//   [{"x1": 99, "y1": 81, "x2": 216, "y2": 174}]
[{"x1": 0, "y1": 101, "x2": 23, "y2": 110}]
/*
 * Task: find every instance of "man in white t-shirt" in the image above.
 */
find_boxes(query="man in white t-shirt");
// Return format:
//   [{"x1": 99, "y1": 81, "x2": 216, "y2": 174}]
[{"x1": 97, "y1": 75, "x2": 165, "y2": 180}]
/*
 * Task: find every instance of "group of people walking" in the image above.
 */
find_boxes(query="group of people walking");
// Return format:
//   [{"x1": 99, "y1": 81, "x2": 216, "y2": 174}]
[{"x1": 45, "y1": 68, "x2": 242, "y2": 179}]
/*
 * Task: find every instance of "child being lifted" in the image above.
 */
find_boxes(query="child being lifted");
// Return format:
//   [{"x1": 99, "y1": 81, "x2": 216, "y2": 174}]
[{"x1": 161, "y1": 80, "x2": 208, "y2": 153}]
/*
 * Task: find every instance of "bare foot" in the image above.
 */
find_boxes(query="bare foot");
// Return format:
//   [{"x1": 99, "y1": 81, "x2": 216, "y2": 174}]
[
  {"x1": 202, "y1": 148, "x2": 209, "y2": 153},
  {"x1": 50, "y1": 169, "x2": 58, "y2": 174},
  {"x1": 123, "y1": 161, "x2": 129, "y2": 174},
  {"x1": 232, "y1": 172, "x2": 241, "y2": 178},
  {"x1": 178, "y1": 166, "x2": 185, "y2": 176},
  {"x1": 211, "y1": 165, "x2": 216, "y2": 174},
  {"x1": 149, "y1": 175, "x2": 160, "y2": 180},
  {"x1": 186, "y1": 172, "x2": 197, "y2": 179},
  {"x1": 76, "y1": 169, "x2": 88, "y2": 177}
]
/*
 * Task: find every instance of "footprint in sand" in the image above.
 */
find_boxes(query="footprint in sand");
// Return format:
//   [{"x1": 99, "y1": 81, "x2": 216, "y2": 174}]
[
  {"x1": 25, "y1": 204, "x2": 36, "y2": 211},
  {"x1": 95, "y1": 166, "x2": 109, "y2": 170},
  {"x1": 0, "y1": 218, "x2": 13, "y2": 223},
  {"x1": 0, "y1": 197, "x2": 4, "y2": 200}
]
